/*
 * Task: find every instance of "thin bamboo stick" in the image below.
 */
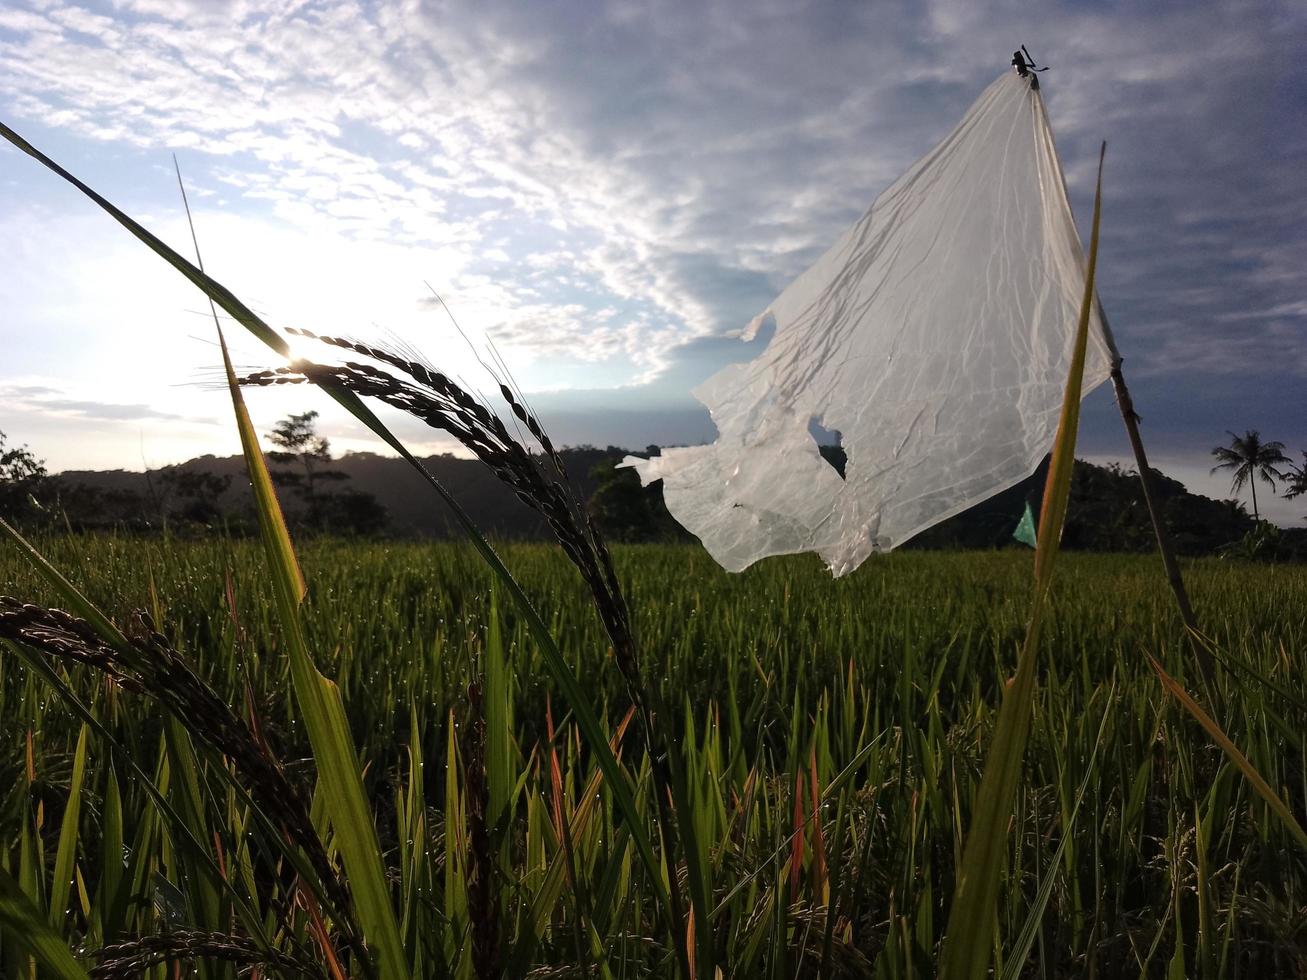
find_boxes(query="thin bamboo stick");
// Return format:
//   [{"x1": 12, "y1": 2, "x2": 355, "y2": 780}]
[{"x1": 1109, "y1": 357, "x2": 1216, "y2": 685}]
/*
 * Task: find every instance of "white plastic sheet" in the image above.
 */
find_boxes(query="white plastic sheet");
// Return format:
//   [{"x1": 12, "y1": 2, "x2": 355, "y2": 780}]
[{"x1": 621, "y1": 72, "x2": 1117, "y2": 576}]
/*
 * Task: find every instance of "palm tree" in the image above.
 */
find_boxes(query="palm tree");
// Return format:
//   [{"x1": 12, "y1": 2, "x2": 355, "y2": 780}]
[
  {"x1": 1283, "y1": 452, "x2": 1306, "y2": 524},
  {"x1": 1210, "y1": 430, "x2": 1291, "y2": 521},
  {"x1": 1283, "y1": 452, "x2": 1306, "y2": 501}
]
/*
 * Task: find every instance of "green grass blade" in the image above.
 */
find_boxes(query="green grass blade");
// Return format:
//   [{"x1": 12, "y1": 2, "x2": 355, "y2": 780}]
[
  {"x1": 1150, "y1": 655, "x2": 1307, "y2": 850},
  {"x1": 0, "y1": 867, "x2": 90, "y2": 980},
  {"x1": 0, "y1": 517, "x2": 129, "y2": 653},
  {"x1": 47, "y1": 722, "x2": 89, "y2": 930},
  {"x1": 1032, "y1": 145, "x2": 1106, "y2": 593},
  {"x1": 484, "y1": 590, "x2": 514, "y2": 885},
  {"x1": 999, "y1": 694, "x2": 1112, "y2": 980},
  {"x1": 218, "y1": 328, "x2": 406, "y2": 980},
  {"x1": 667, "y1": 747, "x2": 714, "y2": 975},
  {"x1": 96, "y1": 766, "x2": 126, "y2": 945},
  {"x1": 162, "y1": 718, "x2": 223, "y2": 941},
  {"x1": 4, "y1": 640, "x2": 276, "y2": 954},
  {"x1": 443, "y1": 712, "x2": 467, "y2": 969},
  {"x1": 940, "y1": 144, "x2": 1106, "y2": 980},
  {"x1": 216, "y1": 332, "x2": 306, "y2": 605}
]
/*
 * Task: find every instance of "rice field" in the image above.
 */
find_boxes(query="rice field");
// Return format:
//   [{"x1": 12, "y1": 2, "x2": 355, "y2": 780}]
[{"x1": 3, "y1": 534, "x2": 1304, "y2": 978}]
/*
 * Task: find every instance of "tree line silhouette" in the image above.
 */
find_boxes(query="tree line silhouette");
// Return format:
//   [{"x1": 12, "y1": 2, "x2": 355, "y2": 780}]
[{"x1": 2, "y1": 419, "x2": 1305, "y2": 559}]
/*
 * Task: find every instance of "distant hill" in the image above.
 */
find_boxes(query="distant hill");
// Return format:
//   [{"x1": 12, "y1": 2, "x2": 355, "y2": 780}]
[
  {"x1": 52, "y1": 448, "x2": 620, "y2": 538},
  {"x1": 43, "y1": 447, "x2": 1305, "y2": 558}
]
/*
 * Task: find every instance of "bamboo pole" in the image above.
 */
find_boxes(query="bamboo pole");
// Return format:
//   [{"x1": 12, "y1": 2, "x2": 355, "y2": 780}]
[{"x1": 1109, "y1": 357, "x2": 1216, "y2": 685}]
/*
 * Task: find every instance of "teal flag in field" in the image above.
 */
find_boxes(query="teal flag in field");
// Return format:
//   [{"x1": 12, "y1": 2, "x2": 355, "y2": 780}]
[{"x1": 1013, "y1": 502, "x2": 1038, "y2": 548}]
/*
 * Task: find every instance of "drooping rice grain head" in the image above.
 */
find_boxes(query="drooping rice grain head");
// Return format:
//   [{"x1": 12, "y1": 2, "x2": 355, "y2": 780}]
[
  {"x1": 0, "y1": 596, "x2": 358, "y2": 953},
  {"x1": 87, "y1": 929, "x2": 324, "y2": 980},
  {"x1": 238, "y1": 337, "x2": 639, "y2": 687},
  {"x1": 0, "y1": 598, "x2": 140, "y2": 692}
]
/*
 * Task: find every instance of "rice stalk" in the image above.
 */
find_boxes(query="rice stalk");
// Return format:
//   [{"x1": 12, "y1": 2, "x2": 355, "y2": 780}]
[
  {"x1": 463, "y1": 676, "x2": 502, "y2": 979},
  {"x1": 239, "y1": 334, "x2": 631, "y2": 668},
  {"x1": 218, "y1": 322, "x2": 408, "y2": 980}
]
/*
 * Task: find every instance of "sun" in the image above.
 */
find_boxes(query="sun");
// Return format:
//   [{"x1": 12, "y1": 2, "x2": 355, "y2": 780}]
[{"x1": 282, "y1": 332, "x2": 319, "y2": 366}]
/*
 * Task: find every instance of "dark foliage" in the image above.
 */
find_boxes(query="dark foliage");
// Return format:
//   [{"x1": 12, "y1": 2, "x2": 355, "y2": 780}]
[
  {"x1": 904, "y1": 458, "x2": 1266, "y2": 556},
  {"x1": 9, "y1": 437, "x2": 1303, "y2": 558},
  {"x1": 587, "y1": 446, "x2": 690, "y2": 543},
  {"x1": 266, "y1": 410, "x2": 354, "y2": 531},
  {"x1": 159, "y1": 466, "x2": 232, "y2": 526},
  {"x1": 0, "y1": 430, "x2": 48, "y2": 522},
  {"x1": 1283, "y1": 452, "x2": 1306, "y2": 503}
]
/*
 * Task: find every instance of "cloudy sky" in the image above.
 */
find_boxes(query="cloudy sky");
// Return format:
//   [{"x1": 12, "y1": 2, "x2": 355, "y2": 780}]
[{"x1": 1, "y1": 0, "x2": 1304, "y2": 523}]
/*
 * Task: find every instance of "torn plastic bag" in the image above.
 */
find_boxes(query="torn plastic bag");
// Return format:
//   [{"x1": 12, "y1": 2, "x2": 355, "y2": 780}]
[{"x1": 621, "y1": 71, "x2": 1116, "y2": 576}]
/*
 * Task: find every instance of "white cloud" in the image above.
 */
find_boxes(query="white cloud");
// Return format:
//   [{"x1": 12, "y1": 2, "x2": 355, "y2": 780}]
[{"x1": 0, "y1": 0, "x2": 1303, "y2": 469}]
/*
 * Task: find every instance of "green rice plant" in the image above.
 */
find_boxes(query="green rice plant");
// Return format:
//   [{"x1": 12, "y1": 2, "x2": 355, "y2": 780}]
[
  {"x1": 1150, "y1": 655, "x2": 1307, "y2": 850},
  {"x1": 3, "y1": 534, "x2": 1306, "y2": 976},
  {"x1": 0, "y1": 866, "x2": 91, "y2": 980},
  {"x1": 220, "y1": 326, "x2": 407, "y2": 978},
  {"x1": 0, "y1": 544, "x2": 333, "y2": 977}
]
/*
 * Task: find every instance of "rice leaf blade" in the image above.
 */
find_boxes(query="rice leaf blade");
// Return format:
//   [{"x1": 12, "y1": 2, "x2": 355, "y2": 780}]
[
  {"x1": 218, "y1": 329, "x2": 407, "y2": 980},
  {"x1": 1149, "y1": 656, "x2": 1307, "y2": 850},
  {"x1": 998, "y1": 693, "x2": 1113, "y2": 980},
  {"x1": 940, "y1": 143, "x2": 1107, "y2": 980},
  {"x1": 0, "y1": 867, "x2": 90, "y2": 980},
  {"x1": 47, "y1": 723, "x2": 89, "y2": 931}
]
